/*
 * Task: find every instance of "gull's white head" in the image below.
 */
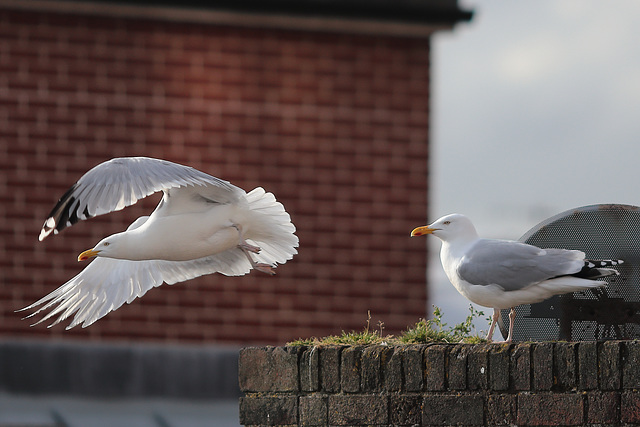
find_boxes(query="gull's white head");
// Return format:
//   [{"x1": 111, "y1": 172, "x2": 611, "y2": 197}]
[
  {"x1": 410, "y1": 213, "x2": 479, "y2": 243},
  {"x1": 77, "y1": 234, "x2": 123, "y2": 261}
]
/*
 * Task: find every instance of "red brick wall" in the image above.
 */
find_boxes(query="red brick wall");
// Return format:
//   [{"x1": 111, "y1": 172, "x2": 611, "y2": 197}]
[{"x1": 0, "y1": 7, "x2": 430, "y2": 344}]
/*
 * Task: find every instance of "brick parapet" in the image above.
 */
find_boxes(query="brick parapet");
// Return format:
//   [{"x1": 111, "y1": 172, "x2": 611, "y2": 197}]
[{"x1": 239, "y1": 341, "x2": 640, "y2": 426}]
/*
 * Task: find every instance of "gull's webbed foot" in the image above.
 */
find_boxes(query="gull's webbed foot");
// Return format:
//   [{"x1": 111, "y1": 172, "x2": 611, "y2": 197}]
[
  {"x1": 233, "y1": 223, "x2": 262, "y2": 253},
  {"x1": 237, "y1": 237, "x2": 276, "y2": 275},
  {"x1": 254, "y1": 263, "x2": 276, "y2": 275},
  {"x1": 240, "y1": 241, "x2": 261, "y2": 254}
]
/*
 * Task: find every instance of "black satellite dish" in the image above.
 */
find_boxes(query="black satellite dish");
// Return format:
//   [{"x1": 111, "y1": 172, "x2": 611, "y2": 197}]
[{"x1": 499, "y1": 204, "x2": 639, "y2": 341}]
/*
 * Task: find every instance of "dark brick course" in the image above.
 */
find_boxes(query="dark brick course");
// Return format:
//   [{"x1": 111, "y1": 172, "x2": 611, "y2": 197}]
[
  {"x1": 623, "y1": 341, "x2": 640, "y2": 388},
  {"x1": 340, "y1": 346, "x2": 362, "y2": 393},
  {"x1": 532, "y1": 342, "x2": 553, "y2": 391},
  {"x1": 424, "y1": 344, "x2": 446, "y2": 391},
  {"x1": 517, "y1": 393, "x2": 584, "y2": 426},
  {"x1": 599, "y1": 340, "x2": 621, "y2": 390},
  {"x1": 511, "y1": 343, "x2": 531, "y2": 391},
  {"x1": 622, "y1": 391, "x2": 640, "y2": 423},
  {"x1": 554, "y1": 341, "x2": 578, "y2": 389},
  {"x1": 239, "y1": 346, "x2": 300, "y2": 392},
  {"x1": 299, "y1": 395, "x2": 327, "y2": 426},
  {"x1": 488, "y1": 344, "x2": 510, "y2": 391},
  {"x1": 361, "y1": 346, "x2": 384, "y2": 391},
  {"x1": 587, "y1": 391, "x2": 620, "y2": 424},
  {"x1": 319, "y1": 346, "x2": 342, "y2": 393},
  {"x1": 383, "y1": 347, "x2": 403, "y2": 392},
  {"x1": 447, "y1": 344, "x2": 470, "y2": 390},
  {"x1": 299, "y1": 347, "x2": 319, "y2": 392},
  {"x1": 486, "y1": 394, "x2": 516, "y2": 426},
  {"x1": 239, "y1": 342, "x2": 640, "y2": 426},
  {"x1": 390, "y1": 394, "x2": 422, "y2": 426},
  {"x1": 468, "y1": 343, "x2": 489, "y2": 390},
  {"x1": 239, "y1": 396, "x2": 298, "y2": 426},
  {"x1": 578, "y1": 341, "x2": 598, "y2": 390},
  {"x1": 328, "y1": 394, "x2": 388, "y2": 425},
  {"x1": 423, "y1": 394, "x2": 484, "y2": 426},
  {"x1": 404, "y1": 345, "x2": 426, "y2": 391}
]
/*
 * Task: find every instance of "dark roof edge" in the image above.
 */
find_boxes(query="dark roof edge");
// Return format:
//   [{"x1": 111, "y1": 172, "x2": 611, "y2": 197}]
[
  {"x1": 0, "y1": 0, "x2": 473, "y2": 38},
  {"x1": 0, "y1": 339, "x2": 241, "y2": 398}
]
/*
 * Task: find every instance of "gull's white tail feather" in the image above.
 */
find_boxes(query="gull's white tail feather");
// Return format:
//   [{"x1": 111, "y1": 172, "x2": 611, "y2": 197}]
[
  {"x1": 244, "y1": 187, "x2": 299, "y2": 266},
  {"x1": 536, "y1": 276, "x2": 608, "y2": 297}
]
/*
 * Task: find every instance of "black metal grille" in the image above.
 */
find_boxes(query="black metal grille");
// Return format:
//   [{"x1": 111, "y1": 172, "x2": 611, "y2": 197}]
[{"x1": 498, "y1": 204, "x2": 640, "y2": 341}]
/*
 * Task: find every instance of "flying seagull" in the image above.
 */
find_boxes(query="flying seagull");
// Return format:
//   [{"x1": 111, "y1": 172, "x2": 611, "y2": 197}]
[
  {"x1": 21, "y1": 157, "x2": 299, "y2": 329},
  {"x1": 411, "y1": 213, "x2": 621, "y2": 342}
]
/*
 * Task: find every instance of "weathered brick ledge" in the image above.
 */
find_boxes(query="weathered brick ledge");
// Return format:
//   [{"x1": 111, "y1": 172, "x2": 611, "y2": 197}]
[{"x1": 238, "y1": 341, "x2": 640, "y2": 426}]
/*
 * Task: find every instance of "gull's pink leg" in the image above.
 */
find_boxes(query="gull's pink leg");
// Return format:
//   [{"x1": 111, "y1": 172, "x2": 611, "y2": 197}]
[
  {"x1": 240, "y1": 248, "x2": 276, "y2": 275},
  {"x1": 486, "y1": 308, "x2": 500, "y2": 342},
  {"x1": 505, "y1": 308, "x2": 516, "y2": 343},
  {"x1": 254, "y1": 264, "x2": 276, "y2": 275},
  {"x1": 233, "y1": 224, "x2": 276, "y2": 275},
  {"x1": 240, "y1": 241, "x2": 261, "y2": 254},
  {"x1": 233, "y1": 224, "x2": 261, "y2": 253}
]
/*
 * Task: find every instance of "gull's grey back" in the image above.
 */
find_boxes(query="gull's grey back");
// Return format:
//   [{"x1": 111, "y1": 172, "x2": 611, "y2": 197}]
[{"x1": 499, "y1": 204, "x2": 639, "y2": 341}]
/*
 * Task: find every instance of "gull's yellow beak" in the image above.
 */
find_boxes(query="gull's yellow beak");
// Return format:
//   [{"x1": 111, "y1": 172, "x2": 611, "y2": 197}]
[
  {"x1": 410, "y1": 226, "x2": 438, "y2": 237},
  {"x1": 78, "y1": 249, "x2": 101, "y2": 262}
]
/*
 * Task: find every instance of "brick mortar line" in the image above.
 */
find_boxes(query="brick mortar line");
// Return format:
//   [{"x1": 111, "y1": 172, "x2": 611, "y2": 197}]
[{"x1": 242, "y1": 390, "x2": 633, "y2": 425}]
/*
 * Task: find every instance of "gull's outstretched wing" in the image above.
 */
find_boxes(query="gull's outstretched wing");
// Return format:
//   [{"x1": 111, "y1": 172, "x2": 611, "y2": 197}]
[
  {"x1": 20, "y1": 249, "x2": 254, "y2": 329},
  {"x1": 39, "y1": 157, "x2": 242, "y2": 241}
]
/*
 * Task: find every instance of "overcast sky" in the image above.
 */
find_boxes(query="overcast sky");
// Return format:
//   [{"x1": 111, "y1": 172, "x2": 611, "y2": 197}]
[{"x1": 427, "y1": 0, "x2": 640, "y2": 335}]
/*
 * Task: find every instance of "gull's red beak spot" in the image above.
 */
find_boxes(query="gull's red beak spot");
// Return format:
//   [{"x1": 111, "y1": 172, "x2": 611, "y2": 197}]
[
  {"x1": 410, "y1": 226, "x2": 437, "y2": 237},
  {"x1": 78, "y1": 249, "x2": 100, "y2": 262}
]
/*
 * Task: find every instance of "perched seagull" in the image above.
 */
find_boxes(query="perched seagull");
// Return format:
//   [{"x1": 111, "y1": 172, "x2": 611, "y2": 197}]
[
  {"x1": 411, "y1": 213, "x2": 622, "y2": 342},
  {"x1": 21, "y1": 157, "x2": 299, "y2": 329}
]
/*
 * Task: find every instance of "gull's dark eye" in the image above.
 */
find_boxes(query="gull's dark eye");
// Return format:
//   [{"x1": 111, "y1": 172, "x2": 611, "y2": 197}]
[
  {"x1": 104, "y1": 242, "x2": 110, "y2": 246},
  {"x1": 443, "y1": 221, "x2": 451, "y2": 225}
]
